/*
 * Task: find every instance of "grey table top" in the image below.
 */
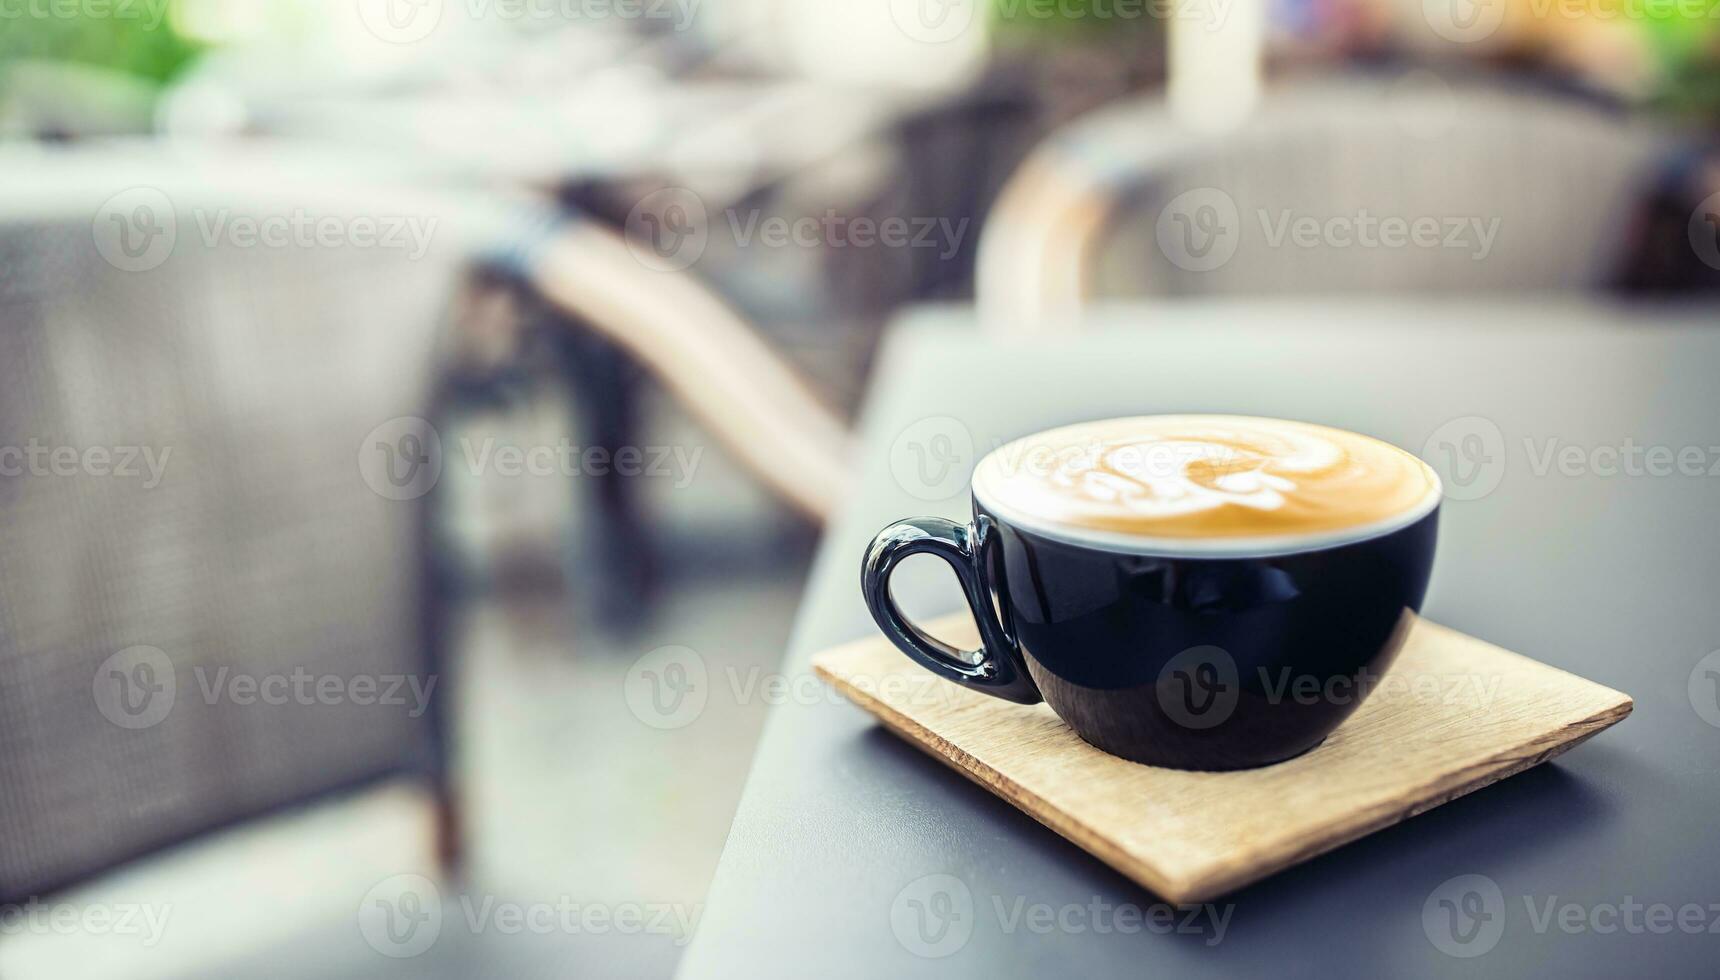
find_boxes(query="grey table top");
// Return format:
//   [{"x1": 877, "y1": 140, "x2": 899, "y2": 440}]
[{"x1": 677, "y1": 299, "x2": 1720, "y2": 979}]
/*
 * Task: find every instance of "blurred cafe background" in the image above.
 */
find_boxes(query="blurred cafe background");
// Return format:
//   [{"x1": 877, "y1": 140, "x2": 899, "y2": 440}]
[{"x1": 1, "y1": 0, "x2": 1717, "y2": 977}]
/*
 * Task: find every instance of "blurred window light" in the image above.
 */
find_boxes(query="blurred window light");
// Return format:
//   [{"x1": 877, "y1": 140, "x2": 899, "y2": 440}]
[
  {"x1": 1170, "y1": 0, "x2": 1264, "y2": 131},
  {"x1": 701, "y1": 0, "x2": 990, "y2": 92},
  {"x1": 171, "y1": 0, "x2": 281, "y2": 44}
]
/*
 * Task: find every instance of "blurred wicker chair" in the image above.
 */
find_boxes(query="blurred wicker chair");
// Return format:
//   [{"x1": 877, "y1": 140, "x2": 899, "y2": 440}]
[
  {"x1": 0, "y1": 144, "x2": 496, "y2": 903},
  {"x1": 0, "y1": 141, "x2": 857, "y2": 903},
  {"x1": 977, "y1": 74, "x2": 1682, "y2": 334}
]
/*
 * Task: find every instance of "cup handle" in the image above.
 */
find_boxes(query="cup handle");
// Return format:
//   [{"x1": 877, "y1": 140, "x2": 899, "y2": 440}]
[{"x1": 861, "y1": 516, "x2": 1042, "y2": 705}]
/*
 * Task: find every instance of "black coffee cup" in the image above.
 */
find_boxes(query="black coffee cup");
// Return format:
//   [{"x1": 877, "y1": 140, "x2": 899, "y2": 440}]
[{"x1": 862, "y1": 429, "x2": 1440, "y2": 771}]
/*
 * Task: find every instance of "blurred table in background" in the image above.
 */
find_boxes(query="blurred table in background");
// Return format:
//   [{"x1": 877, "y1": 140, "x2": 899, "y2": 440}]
[
  {"x1": 177, "y1": 41, "x2": 968, "y2": 624},
  {"x1": 679, "y1": 298, "x2": 1720, "y2": 979}
]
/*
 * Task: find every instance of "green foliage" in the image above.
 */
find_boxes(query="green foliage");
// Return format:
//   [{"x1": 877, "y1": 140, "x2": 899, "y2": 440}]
[
  {"x1": 0, "y1": 5, "x2": 202, "y2": 86},
  {"x1": 988, "y1": 0, "x2": 1165, "y2": 40},
  {"x1": 1653, "y1": 43, "x2": 1720, "y2": 125},
  {"x1": 1638, "y1": 5, "x2": 1720, "y2": 124}
]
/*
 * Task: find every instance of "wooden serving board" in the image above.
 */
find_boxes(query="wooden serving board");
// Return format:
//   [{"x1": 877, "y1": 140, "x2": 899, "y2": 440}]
[{"x1": 813, "y1": 614, "x2": 1631, "y2": 903}]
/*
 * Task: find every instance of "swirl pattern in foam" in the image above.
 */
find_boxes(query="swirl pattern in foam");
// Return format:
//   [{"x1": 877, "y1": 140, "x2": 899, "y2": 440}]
[{"x1": 972, "y1": 416, "x2": 1440, "y2": 543}]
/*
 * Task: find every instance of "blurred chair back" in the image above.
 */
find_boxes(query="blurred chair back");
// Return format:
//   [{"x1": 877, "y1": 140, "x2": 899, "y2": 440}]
[
  {"x1": 0, "y1": 145, "x2": 491, "y2": 902},
  {"x1": 978, "y1": 75, "x2": 1677, "y2": 334}
]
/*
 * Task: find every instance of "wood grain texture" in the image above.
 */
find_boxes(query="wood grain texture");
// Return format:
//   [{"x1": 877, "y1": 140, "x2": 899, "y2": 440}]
[{"x1": 813, "y1": 614, "x2": 1632, "y2": 903}]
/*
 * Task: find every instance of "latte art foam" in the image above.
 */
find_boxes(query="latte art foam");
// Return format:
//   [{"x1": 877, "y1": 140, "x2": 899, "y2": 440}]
[{"x1": 973, "y1": 416, "x2": 1440, "y2": 541}]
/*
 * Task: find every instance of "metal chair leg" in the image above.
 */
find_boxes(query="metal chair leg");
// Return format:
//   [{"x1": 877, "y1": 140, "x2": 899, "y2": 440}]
[{"x1": 555, "y1": 323, "x2": 657, "y2": 633}]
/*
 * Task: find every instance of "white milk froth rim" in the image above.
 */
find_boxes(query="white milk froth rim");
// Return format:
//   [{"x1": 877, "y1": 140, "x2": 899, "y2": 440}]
[{"x1": 970, "y1": 418, "x2": 1444, "y2": 559}]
